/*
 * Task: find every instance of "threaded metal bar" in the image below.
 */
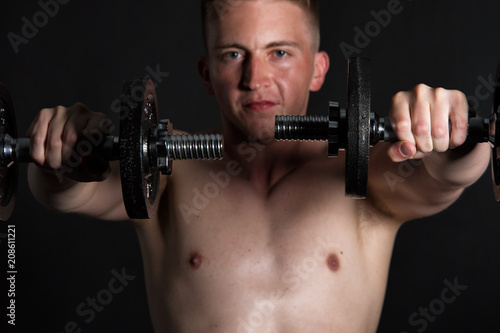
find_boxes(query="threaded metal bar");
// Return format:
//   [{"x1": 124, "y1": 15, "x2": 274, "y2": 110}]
[
  {"x1": 166, "y1": 134, "x2": 223, "y2": 160},
  {"x1": 275, "y1": 115, "x2": 329, "y2": 141}
]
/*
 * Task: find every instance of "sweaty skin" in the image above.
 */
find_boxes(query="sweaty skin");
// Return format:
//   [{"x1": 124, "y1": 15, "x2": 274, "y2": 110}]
[{"x1": 27, "y1": 1, "x2": 491, "y2": 332}]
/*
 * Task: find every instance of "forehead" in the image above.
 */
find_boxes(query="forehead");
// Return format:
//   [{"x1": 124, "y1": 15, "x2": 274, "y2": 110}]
[{"x1": 205, "y1": 0, "x2": 313, "y2": 49}]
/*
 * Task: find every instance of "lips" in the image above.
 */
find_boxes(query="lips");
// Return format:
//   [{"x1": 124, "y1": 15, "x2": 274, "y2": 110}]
[{"x1": 243, "y1": 100, "x2": 278, "y2": 112}]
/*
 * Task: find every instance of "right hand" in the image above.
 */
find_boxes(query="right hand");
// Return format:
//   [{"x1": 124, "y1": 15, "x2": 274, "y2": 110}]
[{"x1": 26, "y1": 103, "x2": 112, "y2": 182}]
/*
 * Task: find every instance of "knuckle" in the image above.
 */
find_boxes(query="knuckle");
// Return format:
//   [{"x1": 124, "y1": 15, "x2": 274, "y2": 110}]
[
  {"x1": 432, "y1": 87, "x2": 447, "y2": 103},
  {"x1": 37, "y1": 108, "x2": 55, "y2": 122},
  {"x1": 30, "y1": 132, "x2": 45, "y2": 146},
  {"x1": 413, "y1": 121, "x2": 430, "y2": 137},
  {"x1": 437, "y1": 88, "x2": 460, "y2": 110},
  {"x1": 393, "y1": 118, "x2": 411, "y2": 134},
  {"x1": 54, "y1": 105, "x2": 68, "y2": 114},
  {"x1": 391, "y1": 91, "x2": 408, "y2": 105},
  {"x1": 73, "y1": 102, "x2": 86, "y2": 108},
  {"x1": 431, "y1": 123, "x2": 448, "y2": 139},
  {"x1": 453, "y1": 92, "x2": 468, "y2": 111},
  {"x1": 454, "y1": 117, "x2": 468, "y2": 131},
  {"x1": 413, "y1": 83, "x2": 431, "y2": 96},
  {"x1": 450, "y1": 89, "x2": 466, "y2": 101},
  {"x1": 433, "y1": 86, "x2": 446, "y2": 96},
  {"x1": 63, "y1": 131, "x2": 78, "y2": 147},
  {"x1": 71, "y1": 102, "x2": 90, "y2": 114},
  {"x1": 47, "y1": 136, "x2": 63, "y2": 151}
]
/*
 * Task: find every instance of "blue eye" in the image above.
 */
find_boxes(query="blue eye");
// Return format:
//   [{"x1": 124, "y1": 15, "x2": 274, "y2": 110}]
[
  {"x1": 225, "y1": 52, "x2": 241, "y2": 60},
  {"x1": 274, "y1": 50, "x2": 288, "y2": 57}
]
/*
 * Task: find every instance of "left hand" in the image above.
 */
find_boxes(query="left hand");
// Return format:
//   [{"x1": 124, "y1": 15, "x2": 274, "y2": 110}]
[{"x1": 387, "y1": 84, "x2": 469, "y2": 162}]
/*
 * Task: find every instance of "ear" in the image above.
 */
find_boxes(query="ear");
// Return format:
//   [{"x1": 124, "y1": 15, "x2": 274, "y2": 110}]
[
  {"x1": 309, "y1": 51, "x2": 330, "y2": 92},
  {"x1": 198, "y1": 57, "x2": 215, "y2": 95}
]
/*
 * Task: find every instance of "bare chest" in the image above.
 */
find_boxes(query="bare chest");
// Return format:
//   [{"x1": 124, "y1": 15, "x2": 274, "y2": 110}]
[
  {"x1": 169, "y1": 158, "x2": 360, "y2": 273},
  {"x1": 140, "y1": 161, "x2": 396, "y2": 332}
]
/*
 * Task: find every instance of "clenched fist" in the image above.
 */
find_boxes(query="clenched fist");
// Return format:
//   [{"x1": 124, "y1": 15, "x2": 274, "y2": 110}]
[
  {"x1": 26, "y1": 103, "x2": 113, "y2": 182},
  {"x1": 387, "y1": 84, "x2": 469, "y2": 162}
]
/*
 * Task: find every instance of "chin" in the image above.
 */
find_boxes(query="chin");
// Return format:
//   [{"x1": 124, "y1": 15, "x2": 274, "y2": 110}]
[{"x1": 245, "y1": 120, "x2": 276, "y2": 143}]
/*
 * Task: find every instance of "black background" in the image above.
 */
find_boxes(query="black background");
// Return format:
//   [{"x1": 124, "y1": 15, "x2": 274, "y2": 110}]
[{"x1": 1, "y1": 0, "x2": 499, "y2": 332}]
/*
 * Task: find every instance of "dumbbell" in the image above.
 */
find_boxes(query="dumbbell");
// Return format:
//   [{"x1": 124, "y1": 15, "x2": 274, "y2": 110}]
[
  {"x1": 0, "y1": 79, "x2": 224, "y2": 221},
  {"x1": 275, "y1": 57, "x2": 500, "y2": 201}
]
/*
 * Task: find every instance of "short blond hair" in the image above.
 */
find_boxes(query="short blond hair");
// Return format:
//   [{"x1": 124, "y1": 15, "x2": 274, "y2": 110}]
[{"x1": 201, "y1": 0, "x2": 321, "y2": 51}]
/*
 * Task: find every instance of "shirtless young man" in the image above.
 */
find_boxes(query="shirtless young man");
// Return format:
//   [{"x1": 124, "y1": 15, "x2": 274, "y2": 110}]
[{"x1": 27, "y1": 0, "x2": 491, "y2": 332}]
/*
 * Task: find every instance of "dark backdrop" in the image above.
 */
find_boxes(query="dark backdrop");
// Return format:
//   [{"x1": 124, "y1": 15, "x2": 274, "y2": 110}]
[{"x1": 1, "y1": 1, "x2": 499, "y2": 332}]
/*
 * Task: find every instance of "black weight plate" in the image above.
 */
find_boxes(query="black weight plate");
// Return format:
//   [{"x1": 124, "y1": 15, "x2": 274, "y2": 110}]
[
  {"x1": 0, "y1": 84, "x2": 18, "y2": 221},
  {"x1": 345, "y1": 58, "x2": 371, "y2": 199},
  {"x1": 492, "y1": 63, "x2": 500, "y2": 202},
  {"x1": 119, "y1": 79, "x2": 159, "y2": 219}
]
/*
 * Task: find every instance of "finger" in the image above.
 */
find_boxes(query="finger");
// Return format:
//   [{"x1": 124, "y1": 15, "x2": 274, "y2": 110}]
[
  {"x1": 27, "y1": 108, "x2": 53, "y2": 166},
  {"x1": 410, "y1": 85, "x2": 433, "y2": 154},
  {"x1": 77, "y1": 108, "x2": 111, "y2": 181},
  {"x1": 448, "y1": 90, "x2": 468, "y2": 148},
  {"x1": 389, "y1": 90, "x2": 415, "y2": 145},
  {"x1": 61, "y1": 104, "x2": 92, "y2": 167},
  {"x1": 429, "y1": 88, "x2": 450, "y2": 153},
  {"x1": 44, "y1": 106, "x2": 71, "y2": 169},
  {"x1": 79, "y1": 112, "x2": 110, "y2": 162},
  {"x1": 82, "y1": 111, "x2": 112, "y2": 145},
  {"x1": 387, "y1": 140, "x2": 417, "y2": 162}
]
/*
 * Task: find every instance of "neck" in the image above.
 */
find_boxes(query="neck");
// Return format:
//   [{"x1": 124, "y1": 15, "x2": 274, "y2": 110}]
[{"x1": 221, "y1": 124, "x2": 325, "y2": 193}]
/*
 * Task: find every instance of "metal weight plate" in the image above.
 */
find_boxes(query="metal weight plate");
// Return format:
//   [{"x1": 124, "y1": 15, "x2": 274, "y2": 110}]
[
  {"x1": 0, "y1": 84, "x2": 18, "y2": 221},
  {"x1": 492, "y1": 63, "x2": 500, "y2": 201},
  {"x1": 345, "y1": 58, "x2": 371, "y2": 198},
  {"x1": 119, "y1": 79, "x2": 159, "y2": 219}
]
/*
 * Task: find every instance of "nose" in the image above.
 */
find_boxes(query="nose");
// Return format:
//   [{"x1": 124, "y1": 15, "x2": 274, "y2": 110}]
[{"x1": 241, "y1": 55, "x2": 271, "y2": 90}]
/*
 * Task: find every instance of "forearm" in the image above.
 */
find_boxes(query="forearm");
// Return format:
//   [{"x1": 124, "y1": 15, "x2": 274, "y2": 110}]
[
  {"x1": 368, "y1": 142, "x2": 490, "y2": 221},
  {"x1": 422, "y1": 142, "x2": 491, "y2": 190},
  {"x1": 28, "y1": 163, "x2": 99, "y2": 213},
  {"x1": 27, "y1": 162, "x2": 127, "y2": 220}
]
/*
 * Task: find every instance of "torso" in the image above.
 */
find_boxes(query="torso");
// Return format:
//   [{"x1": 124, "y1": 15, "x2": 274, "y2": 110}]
[{"x1": 133, "y1": 145, "x2": 401, "y2": 333}]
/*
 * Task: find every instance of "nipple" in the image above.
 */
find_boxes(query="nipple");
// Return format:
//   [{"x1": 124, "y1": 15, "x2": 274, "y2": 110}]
[
  {"x1": 326, "y1": 253, "x2": 340, "y2": 272},
  {"x1": 189, "y1": 252, "x2": 203, "y2": 269}
]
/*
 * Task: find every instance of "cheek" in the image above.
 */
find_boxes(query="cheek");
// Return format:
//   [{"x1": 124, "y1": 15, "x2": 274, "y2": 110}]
[
  {"x1": 278, "y1": 73, "x2": 311, "y2": 110},
  {"x1": 212, "y1": 68, "x2": 240, "y2": 105},
  {"x1": 215, "y1": 63, "x2": 242, "y2": 87},
  {"x1": 275, "y1": 61, "x2": 314, "y2": 94}
]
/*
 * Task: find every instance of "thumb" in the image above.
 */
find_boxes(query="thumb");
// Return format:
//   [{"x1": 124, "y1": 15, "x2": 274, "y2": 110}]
[{"x1": 387, "y1": 141, "x2": 417, "y2": 162}]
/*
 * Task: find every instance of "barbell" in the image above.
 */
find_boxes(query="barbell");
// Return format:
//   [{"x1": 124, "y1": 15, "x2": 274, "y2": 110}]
[
  {"x1": 0, "y1": 78, "x2": 224, "y2": 221},
  {"x1": 275, "y1": 57, "x2": 500, "y2": 201}
]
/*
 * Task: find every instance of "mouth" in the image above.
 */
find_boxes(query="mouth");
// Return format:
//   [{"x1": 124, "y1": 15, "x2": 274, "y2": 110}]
[{"x1": 243, "y1": 100, "x2": 278, "y2": 112}]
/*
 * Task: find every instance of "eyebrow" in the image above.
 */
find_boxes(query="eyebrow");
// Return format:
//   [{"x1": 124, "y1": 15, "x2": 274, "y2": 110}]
[
  {"x1": 214, "y1": 43, "x2": 246, "y2": 51},
  {"x1": 214, "y1": 41, "x2": 301, "y2": 51},
  {"x1": 266, "y1": 41, "x2": 301, "y2": 49}
]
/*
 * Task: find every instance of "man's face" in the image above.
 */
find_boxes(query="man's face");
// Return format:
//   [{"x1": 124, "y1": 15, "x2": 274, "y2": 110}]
[{"x1": 200, "y1": 0, "x2": 329, "y2": 141}]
